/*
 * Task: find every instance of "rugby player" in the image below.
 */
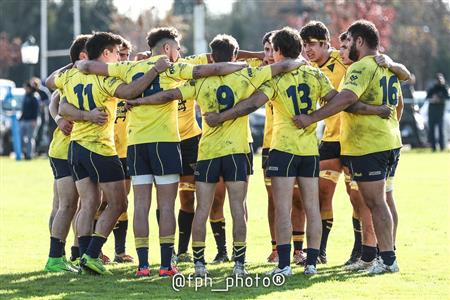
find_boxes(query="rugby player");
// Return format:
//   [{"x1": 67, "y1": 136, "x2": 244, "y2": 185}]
[{"x1": 294, "y1": 20, "x2": 403, "y2": 274}]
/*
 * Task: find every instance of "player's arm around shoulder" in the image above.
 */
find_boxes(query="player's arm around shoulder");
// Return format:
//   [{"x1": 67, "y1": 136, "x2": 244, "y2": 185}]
[
  {"x1": 45, "y1": 63, "x2": 73, "y2": 91},
  {"x1": 192, "y1": 61, "x2": 248, "y2": 79},
  {"x1": 58, "y1": 96, "x2": 108, "y2": 125}
]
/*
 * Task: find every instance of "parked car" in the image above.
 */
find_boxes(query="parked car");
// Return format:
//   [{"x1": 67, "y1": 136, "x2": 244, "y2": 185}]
[{"x1": 0, "y1": 79, "x2": 24, "y2": 156}]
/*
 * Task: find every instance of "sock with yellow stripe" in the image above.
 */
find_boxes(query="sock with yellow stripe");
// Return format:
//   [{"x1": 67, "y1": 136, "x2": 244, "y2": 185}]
[
  {"x1": 85, "y1": 233, "x2": 107, "y2": 259},
  {"x1": 160, "y1": 235, "x2": 175, "y2": 269},
  {"x1": 210, "y1": 218, "x2": 227, "y2": 254},
  {"x1": 233, "y1": 242, "x2": 246, "y2": 264},
  {"x1": 135, "y1": 237, "x2": 149, "y2": 269},
  {"x1": 320, "y1": 210, "x2": 333, "y2": 257},
  {"x1": 271, "y1": 240, "x2": 277, "y2": 251},
  {"x1": 192, "y1": 241, "x2": 206, "y2": 264},
  {"x1": 292, "y1": 231, "x2": 305, "y2": 251},
  {"x1": 113, "y1": 213, "x2": 128, "y2": 255},
  {"x1": 177, "y1": 210, "x2": 195, "y2": 255}
]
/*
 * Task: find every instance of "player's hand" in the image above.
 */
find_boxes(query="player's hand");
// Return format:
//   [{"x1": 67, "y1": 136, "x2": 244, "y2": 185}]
[
  {"x1": 284, "y1": 58, "x2": 308, "y2": 72},
  {"x1": 203, "y1": 112, "x2": 222, "y2": 127},
  {"x1": 86, "y1": 107, "x2": 108, "y2": 125},
  {"x1": 57, "y1": 118, "x2": 73, "y2": 136},
  {"x1": 154, "y1": 56, "x2": 171, "y2": 73},
  {"x1": 134, "y1": 51, "x2": 151, "y2": 61},
  {"x1": 125, "y1": 99, "x2": 141, "y2": 109},
  {"x1": 292, "y1": 114, "x2": 313, "y2": 129},
  {"x1": 377, "y1": 105, "x2": 394, "y2": 119},
  {"x1": 73, "y1": 60, "x2": 88, "y2": 73},
  {"x1": 374, "y1": 54, "x2": 393, "y2": 69}
]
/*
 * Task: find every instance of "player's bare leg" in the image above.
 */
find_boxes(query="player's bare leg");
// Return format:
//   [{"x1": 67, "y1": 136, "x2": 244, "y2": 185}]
[
  {"x1": 155, "y1": 181, "x2": 178, "y2": 274},
  {"x1": 386, "y1": 190, "x2": 398, "y2": 247},
  {"x1": 132, "y1": 183, "x2": 152, "y2": 275},
  {"x1": 225, "y1": 180, "x2": 248, "y2": 276},
  {"x1": 49, "y1": 181, "x2": 59, "y2": 233},
  {"x1": 113, "y1": 179, "x2": 133, "y2": 263},
  {"x1": 192, "y1": 182, "x2": 216, "y2": 275},
  {"x1": 297, "y1": 176, "x2": 322, "y2": 272},
  {"x1": 177, "y1": 175, "x2": 196, "y2": 261},
  {"x1": 318, "y1": 158, "x2": 342, "y2": 263},
  {"x1": 209, "y1": 178, "x2": 229, "y2": 263},
  {"x1": 357, "y1": 180, "x2": 397, "y2": 271},
  {"x1": 292, "y1": 186, "x2": 306, "y2": 265},
  {"x1": 270, "y1": 177, "x2": 295, "y2": 274},
  {"x1": 265, "y1": 178, "x2": 278, "y2": 263}
]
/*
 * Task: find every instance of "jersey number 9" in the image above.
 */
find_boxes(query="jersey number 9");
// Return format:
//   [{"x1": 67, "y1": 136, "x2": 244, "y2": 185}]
[{"x1": 216, "y1": 85, "x2": 235, "y2": 113}]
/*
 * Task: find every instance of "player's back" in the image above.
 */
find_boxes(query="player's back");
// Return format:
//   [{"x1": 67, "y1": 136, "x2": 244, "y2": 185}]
[
  {"x1": 55, "y1": 68, "x2": 121, "y2": 156},
  {"x1": 262, "y1": 64, "x2": 333, "y2": 156},
  {"x1": 179, "y1": 66, "x2": 272, "y2": 160},
  {"x1": 340, "y1": 55, "x2": 402, "y2": 156},
  {"x1": 107, "y1": 55, "x2": 196, "y2": 145}
]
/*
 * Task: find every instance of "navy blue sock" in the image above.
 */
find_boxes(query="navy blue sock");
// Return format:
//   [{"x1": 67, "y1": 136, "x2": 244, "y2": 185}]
[
  {"x1": 361, "y1": 245, "x2": 377, "y2": 262},
  {"x1": 71, "y1": 246, "x2": 80, "y2": 260},
  {"x1": 85, "y1": 235, "x2": 107, "y2": 259},
  {"x1": 136, "y1": 247, "x2": 149, "y2": 269},
  {"x1": 78, "y1": 236, "x2": 91, "y2": 257},
  {"x1": 160, "y1": 243, "x2": 174, "y2": 269},
  {"x1": 380, "y1": 251, "x2": 396, "y2": 266},
  {"x1": 49, "y1": 237, "x2": 64, "y2": 258},
  {"x1": 306, "y1": 248, "x2": 320, "y2": 266},
  {"x1": 277, "y1": 244, "x2": 291, "y2": 269},
  {"x1": 113, "y1": 220, "x2": 128, "y2": 255}
]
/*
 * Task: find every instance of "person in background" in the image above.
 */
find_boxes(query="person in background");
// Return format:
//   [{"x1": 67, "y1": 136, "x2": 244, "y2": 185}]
[
  {"x1": 20, "y1": 81, "x2": 40, "y2": 159},
  {"x1": 31, "y1": 77, "x2": 51, "y2": 154},
  {"x1": 426, "y1": 73, "x2": 449, "y2": 151}
]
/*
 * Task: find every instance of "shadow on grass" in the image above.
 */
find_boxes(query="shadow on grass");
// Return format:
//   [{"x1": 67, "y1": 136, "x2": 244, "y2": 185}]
[{"x1": 0, "y1": 262, "x2": 368, "y2": 299}]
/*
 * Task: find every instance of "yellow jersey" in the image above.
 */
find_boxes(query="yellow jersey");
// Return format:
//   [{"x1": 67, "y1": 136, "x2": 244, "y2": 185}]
[
  {"x1": 54, "y1": 68, "x2": 123, "y2": 156},
  {"x1": 176, "y1": 54, "x2": 208, "y2": 140},
  {"x1": 260, "y1": 65, "x2": 333, "y2": 156},
  {"x1": 107, "y1": 55, "x2": 195, "y2": 145},
  {"x1": 114, "y1": 100, "x2": 128, "y2": 158},
  {"x1": 178, "y1": 66, "x2": 273, "y2": 160},
  {"x1": 262, "y1": 101, "x2": 273, "y2": 149},
  {"x1": 313, "y1": 49, "x2": 347, "y2": 142},
  {"x1": 341, "y1": 55, "x2": 402, "y2": 156},
  {"x1": 48, "y1": 90, "x2": 71, "y2": 160}
]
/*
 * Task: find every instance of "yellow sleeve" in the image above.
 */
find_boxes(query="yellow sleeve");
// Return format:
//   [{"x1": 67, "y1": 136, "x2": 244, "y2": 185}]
[
  {"x1": 246, "y1": 65, "x2": 272, "y2": 89},
  {"x1": 342, "y1": 62, "x2": 370, "y2": 98},
  {"x1": 179, "y1": 54, "x2": 208, "y2": 65},
  {"x1": 259, "y1": 80, "x2": 276, "y2": 100},
  {"x1": 101, "y1": 76, "x2": 125, "y2": 97},
  {"x1": 54, "y1": 71, "x2": 66, "y2": 90},
  {"x1": 164, "y1": 63, "x2": 195, "y2": 80},
  {"x1": 108, "y1": 62, "x2": 132, "y2": 80},
  {"x1": 178, "y1": 79, "x2": 197, "y2": 101},
  {"x1": 245, "y1": 58, "x2": 263, "y2": 68},
  {"x1": 317, "y1": 69, "x2": 334, "y2": 98}
]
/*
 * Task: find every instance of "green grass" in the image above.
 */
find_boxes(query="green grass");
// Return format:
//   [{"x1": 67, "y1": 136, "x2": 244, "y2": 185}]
[{"x1": 0, "y1": 151, "x2": 449, "y2": 299}]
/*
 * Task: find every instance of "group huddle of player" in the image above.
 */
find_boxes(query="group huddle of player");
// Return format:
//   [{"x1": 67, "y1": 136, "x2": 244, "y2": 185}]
[{"x1": 43, "y1": 18, "x2": 410, "y2": 278}]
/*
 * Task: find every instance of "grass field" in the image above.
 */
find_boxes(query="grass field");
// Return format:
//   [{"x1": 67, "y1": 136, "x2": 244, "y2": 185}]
[{"x1": 0, "y1": 151, "x2": 449, "y2": 299}]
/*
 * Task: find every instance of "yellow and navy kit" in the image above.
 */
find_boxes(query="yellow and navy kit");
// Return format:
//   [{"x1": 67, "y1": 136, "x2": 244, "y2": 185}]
[
  {"x1": 340, "y1": 55, "x2": 402, "y2": 156},
  {"x1": 54, "y1": 68, "x2": 123, "y2": 156},
  {"x1": 312, "y1": 49, "x2": 347, "y2": 142},
  {"x1": 48, "y1": 90, "x2": 71, "y2": 160},
  {"x1": 114, "y1": 100, "x2": 128, "y2": 159},
  {"x1": 178, "y1": 65, "x2": 273, "y2": 161},
  {"x1": 260, "y1": 65, "x2": 334, "y2": 156},
  {"x1": 107, "y1": 55, "x2": 196, "y2": 145}
]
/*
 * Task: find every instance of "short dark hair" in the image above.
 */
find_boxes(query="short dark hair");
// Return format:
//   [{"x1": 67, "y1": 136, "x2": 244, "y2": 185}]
[
  {"x1": 271, "y1": 27, "x2": 302, "y2": 59},
  {"x1": 339, "y1": 31, "x2": 348, "y2": 42},
  {"x1": 300, "y1": 21, "x2": 330, "y2": 43},
  {"x1": 69, "y1": 34, "x2": 91, "y2": 63},
  {"x1": 209, "y1": 34, "x2": 239, "y2": 62},
  {"x1": 85, "y1": 32, "x2": 122, "y2": 60},
  {"x1": 146, "y1": 27, "x2": 180, "y2": 49},
  {"x1": 262, "y1": 30, "x2": 275, "y2": 46},
  {"x1": 120, "y1": 37, "x2": 132, "y2": 50},
  {"x1": 347, "y1": 20, "x2": 379, "y2": 49}
]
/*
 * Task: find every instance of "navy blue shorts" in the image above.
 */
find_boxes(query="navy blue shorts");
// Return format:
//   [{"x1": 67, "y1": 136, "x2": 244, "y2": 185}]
[
  {"x1": 180, "y1": 135, "x2": 200, "y2": 176},
  {"x1": 343, "y1": 148, "x2": 401, "y2": 182},
  {"x1": 68, "y1": 141, "x2": 125, "y2": 183},
  {"x1": 127, "y1": 142, "x2": 182, "y2": 176},
  {"x1": 195, "y1": 154, "x2": 248, "y2": 183},
  {"x1": 120, "y1": 158, "x2": 130, "y2": 179},
  {"x1": 49, "y1": 157, "x2": 71, "y2": 180},
  {"x1": 319, "y1": 141, "x2": 341, "y2": 161},
  {"x1": 266, "y1": 149, "x2": 319, "y2": 178}
]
